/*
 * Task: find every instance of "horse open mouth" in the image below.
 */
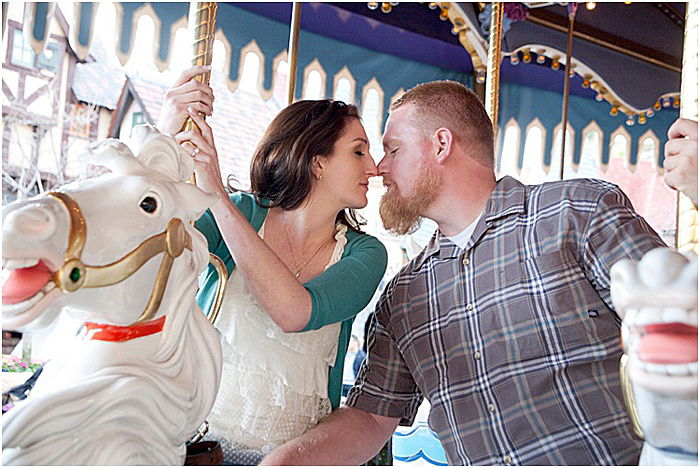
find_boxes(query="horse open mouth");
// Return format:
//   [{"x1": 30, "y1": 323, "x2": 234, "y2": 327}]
[
  {"x1": 624, "y1": 308, "x2": 698, "y2": 392},
  {"x1": 2, "y1": 259, "x2": 58, "y2": 312}
]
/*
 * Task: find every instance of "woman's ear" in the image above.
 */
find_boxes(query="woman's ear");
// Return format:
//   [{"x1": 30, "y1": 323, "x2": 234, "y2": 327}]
[
  {"x1": 311, "y1": 155, "x2": 324, "y2": 180},
  {"x1": 434, "y1": 128, "x2": 454, "y2": 164}
]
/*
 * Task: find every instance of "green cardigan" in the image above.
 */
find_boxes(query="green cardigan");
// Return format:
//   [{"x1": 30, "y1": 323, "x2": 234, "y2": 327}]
[{"x1": 195, "y1": 192, "x2": 388, "y2": 409}]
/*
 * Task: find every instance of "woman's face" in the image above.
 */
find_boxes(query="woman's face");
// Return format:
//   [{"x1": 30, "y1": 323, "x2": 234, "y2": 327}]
[{"x1": 317, "y1": 118, "x2": 378, "y2": 210}]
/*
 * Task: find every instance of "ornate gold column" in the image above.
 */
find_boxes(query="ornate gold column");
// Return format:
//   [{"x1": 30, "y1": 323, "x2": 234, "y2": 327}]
[
  {"x1": 677, "y1": 2, "x2": 698, "y2": 253},
  {"x1": 287, "y1": 2, "x2": 302, "y2": 105},
  {"x1": 182, "y1": 2, "x2": 227, "y2": 324},
  {"x1": 485, "y1": 3, "x2": 504, "y2": 131},
  {"x1": 182, "y1": 2, "x2": 218, "y2": 134}
]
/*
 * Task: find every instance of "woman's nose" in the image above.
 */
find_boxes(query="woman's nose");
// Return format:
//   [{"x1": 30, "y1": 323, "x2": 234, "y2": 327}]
[{"x1": 366, "y1": 156, "x2": 379, "y2": 177}]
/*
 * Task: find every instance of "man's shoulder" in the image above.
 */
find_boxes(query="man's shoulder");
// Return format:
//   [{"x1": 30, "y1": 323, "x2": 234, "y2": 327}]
[{"x1": 526, "y1": 178, "x2": 620, "y2": 202}]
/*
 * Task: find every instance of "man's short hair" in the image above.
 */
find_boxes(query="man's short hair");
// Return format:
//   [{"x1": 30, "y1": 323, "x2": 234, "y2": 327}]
[{"x1": 390, "y1": 81, "x2": 494, "y2": 168}]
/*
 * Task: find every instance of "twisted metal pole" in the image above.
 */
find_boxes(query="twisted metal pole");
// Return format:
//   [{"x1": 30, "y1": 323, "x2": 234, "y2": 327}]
[
  {"x1": 485, "y1": 3, "x2": 504, "y2": 135},
  {"x1": 559, "y1": 4, "x2": 577, "y2": 180},
  {"x1": 182, "y1": 2, "x2": 228, "y2": 325},
  {"x1": 287, "y1": 2, "x2": 302, "y2": 105}
]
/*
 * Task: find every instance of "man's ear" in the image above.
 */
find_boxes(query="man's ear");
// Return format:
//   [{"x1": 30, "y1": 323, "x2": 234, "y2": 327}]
[{"x1": 434, "y1": 128, "x2": 454, "y2": 164}]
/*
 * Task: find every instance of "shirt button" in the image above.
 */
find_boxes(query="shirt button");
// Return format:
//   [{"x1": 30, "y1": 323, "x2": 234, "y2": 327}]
[
  {"x1": 474, "y1": 351, "x2": 481, "y2": 360},
  {"x1": 504, "y1": 455, "x2": 512, "y2": 464},
  {"x1": 466, "y1": 303, "x2": 474, "y2": 310},
  {"x1": 462, "y1": 257, "x2": 470, "y2": 266},
  {"x1": 487, "y1": 403, "x2": 495, "y2": 413}
]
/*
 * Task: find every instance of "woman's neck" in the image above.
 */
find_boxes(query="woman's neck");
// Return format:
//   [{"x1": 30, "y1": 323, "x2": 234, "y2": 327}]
[{"x1": 273, "y1": 198, "x2": 339, "y2": 246}]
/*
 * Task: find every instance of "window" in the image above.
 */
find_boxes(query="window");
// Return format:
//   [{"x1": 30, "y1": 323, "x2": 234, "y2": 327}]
[
  {"x1": 334, "y1": 78, "x2": 353, "y2": 104},
  {"x1": 361, "y1": 82, "x2": 383, "y2": 163},
  {"x1": 11, "y1": 29, "x2": 36, "y2": 68},
  {"x1": 304, "y1": 70, "x2": 323, "y2": 100},
  {"x1": 498, "y1": 120, "x2": 520, "y2": 178},
  {"x1": 131, "y1": 111, "x2": 146, "y2": 135},
  {"x1": 578, "y1": 125, "x2": 602, "y2": 178},
  {"x1": 610, "y1": 132, "x2": 630, "y2": 162},
  {"x1": 638, "y1": 137, "x2": 656, "y2": 162},
  {"x1": 69, "y1": 103, "x2": 94, "y2": 137},
  {"x1": 239, "y1": 51, "x2": 261, "y2": 94},
  {"x1": 212, "y1": 39, "x2": 227, "y2": 73},
  {"x1": 37, "y1": 42, "x2": 60, "y2": 73},
  {"x1": 520, "y1": 122, "x2": 545, "y2": 184}
]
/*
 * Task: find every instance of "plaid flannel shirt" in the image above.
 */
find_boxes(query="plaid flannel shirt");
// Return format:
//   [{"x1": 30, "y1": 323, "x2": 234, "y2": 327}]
[{"x1": 347, "y1": 176, "x2": 666, "y2": 465}]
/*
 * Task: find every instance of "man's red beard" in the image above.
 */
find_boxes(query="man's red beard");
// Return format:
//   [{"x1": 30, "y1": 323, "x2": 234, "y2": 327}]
[{"x1": 379, "y1": 162, "x2": 441, "y2": 235}]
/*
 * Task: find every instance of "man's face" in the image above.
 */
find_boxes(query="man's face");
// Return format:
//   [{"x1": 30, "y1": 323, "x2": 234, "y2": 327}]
[{"x1": 378, "y1": 105, "x2": 442, "y2": 235}]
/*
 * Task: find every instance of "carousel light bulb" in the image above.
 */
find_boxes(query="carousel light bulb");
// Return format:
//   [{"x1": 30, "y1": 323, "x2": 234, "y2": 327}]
[
  {"x1": 476, "y1": 69, "x2": 486, "y2": 84},
  {"x1": 510, "y1": 55, "x2": 519, "y2": 65},
  {"x1": 595, "y1": 93, "x2": 604, "y2": 101},
  {"x1": 586, "y1": 2, "x2": 596, "y2": 10},
  {"x1": 536, "y1": 54, "x2": 546, "y2": 64},
  {"x1": 638, "y1": 114, "x2": 646, "y2": 124},
  {"x1": 673, "y1": 98, "x2": 680, "y2": 108},
  {"x1": 367, "y1": 2, "x2": 379, "y2": 10},
  {"x1": 428, "y1": 2, "x2": 438, "y2": 9},
  {"x1": 439, "y1": 8, "x2": 449, "y2": 20},
  {"x1": 646, "y1": 109, "x2": 654, "y2": 117}
]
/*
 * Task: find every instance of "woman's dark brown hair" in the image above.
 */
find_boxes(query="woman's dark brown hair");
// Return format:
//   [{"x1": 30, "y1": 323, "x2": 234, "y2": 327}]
[{"x1": 249, "y1": 99, "x2": 366, "y2": 231}]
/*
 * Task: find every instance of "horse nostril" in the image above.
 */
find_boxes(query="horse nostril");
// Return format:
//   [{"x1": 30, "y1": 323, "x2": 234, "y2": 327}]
[{"x1": 6, "y1": 205, "x2": 56, "y2": 240}]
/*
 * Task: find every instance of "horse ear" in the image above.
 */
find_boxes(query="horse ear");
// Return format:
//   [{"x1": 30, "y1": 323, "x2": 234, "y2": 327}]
[
  {"x1": 171, "y1": 182, "x2": 220, "y2": 220},
  {"x1": 84, "y1": 139, "x2": 146, "y2": 175},
  {"x1": 131, "y1": 125, "x2": 194, "y2": 182}
]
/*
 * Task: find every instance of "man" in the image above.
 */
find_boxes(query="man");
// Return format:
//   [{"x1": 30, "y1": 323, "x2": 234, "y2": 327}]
[{"x1": 261, "y1": 81, "x2": 665, "y2": 465}]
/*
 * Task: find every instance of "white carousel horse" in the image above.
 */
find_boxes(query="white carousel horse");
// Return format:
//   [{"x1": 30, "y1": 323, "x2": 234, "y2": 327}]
[
  {"x1": 1, "y1": 125, "x2": 223, "y2": 465},
  {"x1": 611, "y1": 247, "x2": 698, "y2": 465}
]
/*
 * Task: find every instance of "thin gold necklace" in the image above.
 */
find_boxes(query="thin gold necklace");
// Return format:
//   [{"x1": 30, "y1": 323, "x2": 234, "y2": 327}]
[{"x1": 281, "y1": 211, "x2": 333, "y2": 278}]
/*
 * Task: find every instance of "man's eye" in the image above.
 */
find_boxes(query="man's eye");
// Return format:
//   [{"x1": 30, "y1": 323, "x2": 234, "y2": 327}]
[
  {"x1": 355, "y1": 151, "x2": 365, "y2": 156},
  {"x1": 390, "y1": 149, "x2": 398, "y2": 156}
]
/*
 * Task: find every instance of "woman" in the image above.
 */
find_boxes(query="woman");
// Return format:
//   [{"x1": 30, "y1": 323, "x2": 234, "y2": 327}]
[{"x1": 158, "y1": 66, "x2": 388, "y2": 464}]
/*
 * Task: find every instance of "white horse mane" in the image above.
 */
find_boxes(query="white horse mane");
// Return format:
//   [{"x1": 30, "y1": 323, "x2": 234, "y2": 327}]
[{"x1": 2, "y1": 125, "x2": 222, "y2": 465}]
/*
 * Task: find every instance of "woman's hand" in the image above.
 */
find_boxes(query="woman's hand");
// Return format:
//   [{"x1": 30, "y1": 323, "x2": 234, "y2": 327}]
[
  {"x1": 158, "y1": 66, "x2": 215, "y2": 136},
  {"x1": 175, "y1": 108, "x2": 227, "y2": 199}
]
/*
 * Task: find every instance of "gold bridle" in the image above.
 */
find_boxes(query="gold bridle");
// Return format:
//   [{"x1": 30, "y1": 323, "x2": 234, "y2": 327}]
[{"x1": 48, "y1": 191, "x2": 193, "y2": 325}]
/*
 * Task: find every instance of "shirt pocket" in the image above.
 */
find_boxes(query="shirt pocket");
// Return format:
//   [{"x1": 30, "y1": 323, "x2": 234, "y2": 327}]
[
  {"x1": 479, "y1": 260, "x2": 548, "y2": 369},
  {"x1": 521, "y1": 250, "x2": 620, "y2": 354}
]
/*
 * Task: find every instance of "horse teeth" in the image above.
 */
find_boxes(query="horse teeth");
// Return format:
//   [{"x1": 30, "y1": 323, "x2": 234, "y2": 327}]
[
  {"x1": 636, "y1": 307, "x2": 661, "y2": 326},
  {"x1": 2, "y1": 290, "x2": 44, "y2": 313},
  {"x1": 643, "y1": 362, "x2": 667, "y2": 374},
  {"x1": 662, "y1": 307, "x2": 688, "y2": 324},
  {"x1": 4, "y1": 258, "x2": 39, "y2": 270},
  {"x1": 666, "y1": 363, "x2": 691, "y2": 376}
]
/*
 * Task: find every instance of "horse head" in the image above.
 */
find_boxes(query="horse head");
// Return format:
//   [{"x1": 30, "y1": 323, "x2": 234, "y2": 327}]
[
  {"x1": 2, "y1": 125, "x2": 218, "y2": 331},
  {"x1": 611, "y1": 247, "x2": 698, "y2": 461}
]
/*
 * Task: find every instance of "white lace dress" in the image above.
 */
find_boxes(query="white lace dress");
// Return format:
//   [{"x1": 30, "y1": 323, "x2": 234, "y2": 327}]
[{"x1": 207, "y1": 222, "x2": 348, "y2": 463}]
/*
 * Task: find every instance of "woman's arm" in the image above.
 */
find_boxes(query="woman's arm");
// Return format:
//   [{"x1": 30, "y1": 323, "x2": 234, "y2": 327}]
[{"x1": 175, "y1": 110, "x2": 327, "y2": 332}]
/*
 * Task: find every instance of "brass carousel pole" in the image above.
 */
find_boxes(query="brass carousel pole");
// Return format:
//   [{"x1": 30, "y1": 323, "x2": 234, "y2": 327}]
[
  {"x1": 183, "y1": 2, "x2": 218, "y2": 137},
  {"x1": 558, "y1": 3, "x2": 577, "y2": 180},
  {"x1": 676, "y1": 2, "x2": 698, "y2": 253},
  {"x1": 287, "y1": 2, "x2": 302, "y2": 105},
  {"x1": 183, "y1": 2, "x2": 227, "y2": 324},
  {"x1": 484, "y1": 2, "x2": 504, "y2": 132}
]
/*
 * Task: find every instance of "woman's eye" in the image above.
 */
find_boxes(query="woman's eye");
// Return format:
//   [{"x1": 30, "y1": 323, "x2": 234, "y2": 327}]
[
  {"x1": 140, "y1": 196, "x2": 158, "y2": 213},
  {"x1": 390, "y1": 149, "x2": 398, "y2": 157}
]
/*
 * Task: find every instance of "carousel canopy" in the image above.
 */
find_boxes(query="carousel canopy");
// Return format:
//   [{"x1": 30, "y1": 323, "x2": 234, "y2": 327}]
[{"x1": 10, "y1": 2, "x2": 684, "y2": 170}]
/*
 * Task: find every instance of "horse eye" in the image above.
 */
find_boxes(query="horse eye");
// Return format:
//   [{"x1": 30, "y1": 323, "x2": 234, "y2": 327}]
[{"x1": 140, "y1": 196, "x2": 158, "y2": 213}]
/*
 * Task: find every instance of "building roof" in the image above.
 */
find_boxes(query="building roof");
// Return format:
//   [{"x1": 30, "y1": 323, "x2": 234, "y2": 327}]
[
  {"x1": 72, "y1": 40, "x2": 126, "y2": 110},
  {"x1": 126, "y1": 70, "x2": 287, "y2": 190}
]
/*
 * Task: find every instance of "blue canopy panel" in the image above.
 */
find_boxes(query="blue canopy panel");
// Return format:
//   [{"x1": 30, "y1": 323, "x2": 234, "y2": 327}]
[{"x1": 497, "y1": 80, "x2": 679, "y2": 171}]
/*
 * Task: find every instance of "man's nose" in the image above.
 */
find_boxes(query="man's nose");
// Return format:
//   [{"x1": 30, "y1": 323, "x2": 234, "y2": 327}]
[{"x1": 377, "y1": 155, "x2": 390, "y2": 177}]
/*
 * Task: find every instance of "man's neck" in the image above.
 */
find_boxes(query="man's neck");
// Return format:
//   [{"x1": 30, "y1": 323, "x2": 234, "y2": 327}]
[{"x1": 430, "y1": 169, "x2": 497, "y2": 237}]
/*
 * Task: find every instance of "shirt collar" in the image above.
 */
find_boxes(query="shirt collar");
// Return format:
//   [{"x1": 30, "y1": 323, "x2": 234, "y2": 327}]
[{"x1": 412, "y1": 176, "x2": 526, "y2": 271}]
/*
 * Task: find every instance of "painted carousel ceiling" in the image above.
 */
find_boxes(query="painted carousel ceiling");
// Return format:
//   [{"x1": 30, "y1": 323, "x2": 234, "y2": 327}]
[{"x1": 12, "y1": 2, "x2": 685, "y2": 120}]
